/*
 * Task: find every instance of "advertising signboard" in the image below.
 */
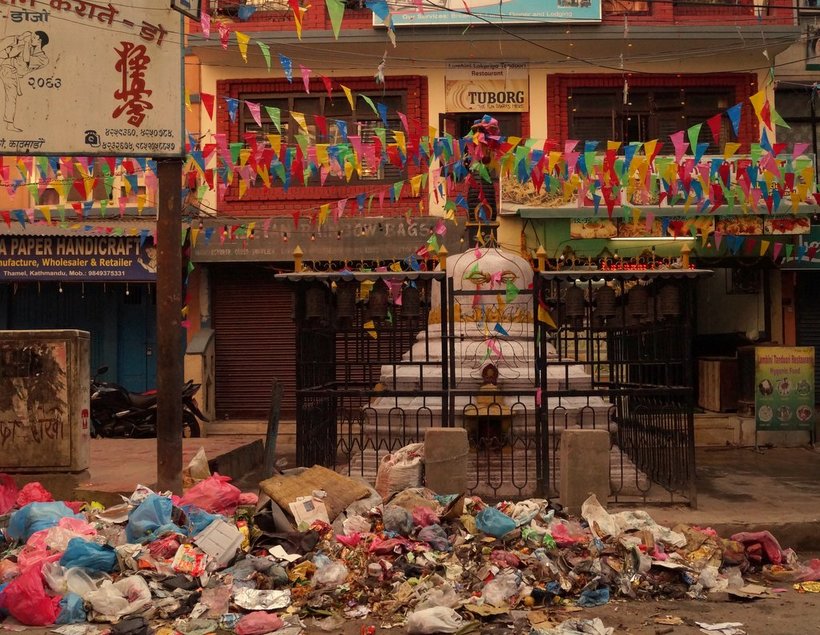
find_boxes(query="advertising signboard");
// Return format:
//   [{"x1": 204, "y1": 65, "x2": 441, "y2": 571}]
[
  {"x1": 0, "y1": 235, "x2": 157, "y2": 281},
  {"x1": 446, "y1": 62, "x2": 529, "y2": 113},
  {"x1": 386, "y1": 0, "x2": 601, "y2": 26},
  {"x1": 754, "y1": 346, "x2": 815, "y2": 431},
  {"x1": 0, "y1": 0, "x2": 183, "y2": 157}
]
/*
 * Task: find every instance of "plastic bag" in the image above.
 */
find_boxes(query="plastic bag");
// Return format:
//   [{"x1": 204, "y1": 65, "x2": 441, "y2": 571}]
[
  {"x1": 56, "y1": 592, "x2": 87, "y2": 624},
  {"x1": 0, "y1": 559, "x2": 19, "y2": 582},
  {"x1": 481, "y1": 571, "x2": 521, "y2": 607},
  {"x1": 416, "y1": 583, "x2": 459, "y2": 611},
  {"x1": 16, "y1": 543, "x2": 63, "y2": 573},
  {"x1": 235, "y1": 611, "x2": 285, "y2": 635},
  {"x1": 577, "y1": 586, "x2": 610, "y2": 607},
  {"x1": 418, "y1": 524, "x2": 451, "y2": 552},
  {"x1": 60, "y1": 537, "x2": 118, "y2": 573},
  {"x1": 85, "y1": 575, "x2": 151, "y2": 620},
  {"x1": 6, "y1": 502, "x2": 83, "y2": 542},
  {"x1": 0, "y1": 567, "x2": 62, "y2": 626},
  {"x1": 475, "y1": 507, "x2": 516, "y2": 538},
  {"x1": 0, "y1": 473, "x2": 18, "y2": 515},
  {"x1": 182, "y1": 446, "x2": 211, "y2": 490},
  {"x1": 178, "y1": 473, "x2": 241, "y2": 516},
  {"x1": 180, "y1": 505, "x2": 221, "y2": 537},
  {"x1": 36, "y1": 516, "x2": 98, "y2": 552},
  {"x1": 125, "y1": 494, "x2": 178, "y2": 543},
  {"x1": 16, "y1": 482, "x2": 54, "y2": 507},
  {"x1": 375, "y1": 442, "x2": 424, "y2": 498},
  {"x1": 412, "y1": 506, "x2": 440, "y2": 528},
  {"x1": 406, "y1": 606, "x2": 463, "y2": 634},
  {"x1": 383, "y1": 505, "x2": 413, "y2": 536},
  {"x1": 313, "y1": 560, "x2": 348, "y2": 586}
]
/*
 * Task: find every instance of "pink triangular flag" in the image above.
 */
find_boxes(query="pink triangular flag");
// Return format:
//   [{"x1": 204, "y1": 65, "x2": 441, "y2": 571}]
[
  {"x1": 299, "y1": 64, "x2": 312, "y2": 93},
  {"x1": 200, "y1": 11, "x2": 211, "y2": 37},
  {"x1": 670, "y1": 130, "x2": 688, "y2": 163},
  {"x1": 246, "y1": 101, "x2": 262, "y2": 127}
]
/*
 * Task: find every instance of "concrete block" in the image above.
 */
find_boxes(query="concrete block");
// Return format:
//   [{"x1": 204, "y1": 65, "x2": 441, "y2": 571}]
[
  {"x1": 424, "y1": 427, "x2": 469, "y2": 495},
  {"x1": 560, "y1": 429, "x2": 610, "y2": 515}
]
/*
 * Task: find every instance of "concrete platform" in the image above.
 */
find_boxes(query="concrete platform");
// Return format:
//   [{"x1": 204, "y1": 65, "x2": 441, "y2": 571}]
[{"x1": 5, "y1": 436, "x2": 266, "y2": 506}]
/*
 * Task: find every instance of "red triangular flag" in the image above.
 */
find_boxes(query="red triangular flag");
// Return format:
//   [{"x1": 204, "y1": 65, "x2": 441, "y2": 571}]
[
  {"x1": 706, "y1": 114, "x2": 722, "y2": 145},
  {"x1": 201, "y1": 93, "x2": 215, "y2": 120}
]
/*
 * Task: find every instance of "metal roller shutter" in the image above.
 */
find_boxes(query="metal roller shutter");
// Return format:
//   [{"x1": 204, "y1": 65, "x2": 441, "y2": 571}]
[
  {"x1": 796, "y1": 272, "x2": 820, "y2": 401},
  {"x1": 212, "y1": 265, "x2": 296, "y2": 419}
]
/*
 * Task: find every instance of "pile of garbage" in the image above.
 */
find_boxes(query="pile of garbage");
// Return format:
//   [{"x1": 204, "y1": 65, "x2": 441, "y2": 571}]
[{"x1": 1, "y1": 457, "x2": 819, "y2": 635}]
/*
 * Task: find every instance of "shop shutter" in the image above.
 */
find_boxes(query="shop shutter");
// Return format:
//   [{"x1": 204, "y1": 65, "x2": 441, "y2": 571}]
[
  {"x1": 795, "y1": 272, "x2": 820, "y2": 400},
  {"x1": 212, "y1": 265, "x2": 296, "y2": 419}
]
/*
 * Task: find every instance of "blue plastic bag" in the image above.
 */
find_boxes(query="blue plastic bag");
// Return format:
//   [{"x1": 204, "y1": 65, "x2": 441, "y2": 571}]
[
  {"x1": 475, "y1": 507, "x2": 516, "y2": 538},
  {"x1": 577, "y1": 586, "x2": 610, "y2": 607},
  {"x1": 56, "y1": 593, "x2": 86, "y2": 624},
  {"x1": 125, "y1": 494, "x2": 179, "y2": 543},
  {"x1": 180, "y1": 505, "x2": 220, "y2": 537},
  {"x1": 60, "y1": 538, "x2": 117, "y2": 573},
  {"x1": 6, "y1": 502, "x2": 83, "y2": 542}
]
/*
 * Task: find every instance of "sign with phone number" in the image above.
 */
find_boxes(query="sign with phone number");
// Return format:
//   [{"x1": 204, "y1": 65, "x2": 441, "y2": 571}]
[{"x1": 0, "y1": 235, "x2": 157, "y2": 282}]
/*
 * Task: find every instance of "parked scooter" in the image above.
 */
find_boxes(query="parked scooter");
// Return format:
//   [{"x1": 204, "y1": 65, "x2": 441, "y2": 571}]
[{"x1": 90, "y1": 366, "x2": 205, "y2": 438}]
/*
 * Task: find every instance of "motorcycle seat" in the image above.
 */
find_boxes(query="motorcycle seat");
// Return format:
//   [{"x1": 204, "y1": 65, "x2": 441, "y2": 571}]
[{"x1": 130, "y1": 392, "x2": 158, "y2": 408}]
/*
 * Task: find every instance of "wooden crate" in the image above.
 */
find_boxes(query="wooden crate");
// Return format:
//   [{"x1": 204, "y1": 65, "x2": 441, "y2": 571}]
[{"x1": 698, "y1": 357, "x2": 739, "y2": 412}]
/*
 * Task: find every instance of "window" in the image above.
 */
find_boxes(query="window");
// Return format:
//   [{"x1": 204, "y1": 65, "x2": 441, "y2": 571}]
[
  {"x1": 568, "y1": 87, "x2": 733, "y2": 154},
  {"x1": 239, "y1": 92, "x2": 406, "y2": 184},
  {"x1": 774, "y1": 88, "x2": 820, "y2": 157}
]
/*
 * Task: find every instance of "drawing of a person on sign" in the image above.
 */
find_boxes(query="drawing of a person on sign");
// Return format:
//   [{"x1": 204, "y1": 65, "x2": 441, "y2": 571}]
[{"x1": 0, "y1": 30, "x2": 49, "y2": 132}]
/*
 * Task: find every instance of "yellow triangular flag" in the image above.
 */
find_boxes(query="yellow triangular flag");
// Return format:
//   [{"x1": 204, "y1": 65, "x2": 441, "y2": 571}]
[
  {"x1": 235, "y1": 31, "x2": 250, "y2": 63},
  {"x1": 39, "y1": 205, "x2": 51, "y2": 223},
  {"x1": 760, "y1": 240, "x2": 770, "y2": 257},
  {"x1": 184, "y1": 89, "x2": 192, "y2": 111},
  {"x1": 723, "y1": 142, "x2": 741, "y2": 161},
  {"x1": 292, "y1": 111, "x2": 309, "y2": 134},
  {"x1": 191, "y1": 227, "x2": 200, "y2": 246},
  {"x1": 316, "y1": 144, "x2": 329, "y2": 166},
  {"x1": 363, "y1": 320, "x2": 378, "y2": 339},
  {"x1": 238, "y1": 179, "x2": 248, "y2": 199},
  {"x1": 340, "y1": 84, "x2": 355, "y2": 111},
  {"x1": 267, "y1": 134, "x2": 281, "y2": 155},
  {"x1": 136, "y1": 193, "x2": 145, "y2": 214},
  {"x1": 319, "y1": 203, "x2": 330, "y2": 225}
]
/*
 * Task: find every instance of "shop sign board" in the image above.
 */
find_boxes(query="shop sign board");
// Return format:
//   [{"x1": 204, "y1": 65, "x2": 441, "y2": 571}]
[
  {"x1": 446, "y1": 62, "x2": 529, "y2": 113},
  {"x1": 192, "y1": 216, "x2": 469, "y2": 263},
  {"x1": 754, "y1": 346, "x2": 815, "y2": 431},
  {"x1": 0, "y1": 235, "x2": 157, "y2": 281},
  {"x1": 386, "y1": 0, "x2": 601, "y2": 26},
  {"x1": 0, "y1": 0, "x2": 183, "y2": 157}
]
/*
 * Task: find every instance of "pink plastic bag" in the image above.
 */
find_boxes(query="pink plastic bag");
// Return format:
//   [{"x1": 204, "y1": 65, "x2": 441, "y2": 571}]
[
  {"x1": 235, "y1": 611, "x2": 284, "y2": 635},
  {"x1": 238, "y1": 492, "x2": 259, "y2": 506},
  {"x1": 16, "y1": 482, "x2": 54, "y2": 507},
  {"x1": 178, "y1": 473, "x2": 241, "y2": 515},
  {"x1": 16, "y1": 543, "x2": 63, "y2": 573},
  {"x1": 0, "y1": 567, "x2": 62, "y2": 626},
  {"x1": 412, "y1": 506, "x2": 440, "y2": 528},
  {"x1": 731, "y1": 530, "x2": 783, "y2": 565},
  {"x1": 0, "y1": 474, "x2": 18, "y2": 515}
]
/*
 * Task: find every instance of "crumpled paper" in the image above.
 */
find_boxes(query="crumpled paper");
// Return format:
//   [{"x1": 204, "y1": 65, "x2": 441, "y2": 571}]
[{"x1": 231, "y1": 588, "x2": 291, "y2": 611}]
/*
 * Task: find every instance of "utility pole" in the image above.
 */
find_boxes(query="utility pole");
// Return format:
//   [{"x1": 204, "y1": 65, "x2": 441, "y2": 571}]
[{"x1": 156, "y1": 157, "x2": 184, "y2": 493}]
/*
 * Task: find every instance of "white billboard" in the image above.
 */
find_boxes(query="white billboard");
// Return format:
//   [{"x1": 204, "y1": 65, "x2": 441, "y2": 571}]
[{"x1": 0, "y1": 0, "x2": 184, "y2": 157}]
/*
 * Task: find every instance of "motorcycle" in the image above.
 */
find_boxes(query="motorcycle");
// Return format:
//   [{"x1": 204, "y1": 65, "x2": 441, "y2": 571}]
[{"x1": 91, "y1": 366, "x2": 205, "y2": 438}]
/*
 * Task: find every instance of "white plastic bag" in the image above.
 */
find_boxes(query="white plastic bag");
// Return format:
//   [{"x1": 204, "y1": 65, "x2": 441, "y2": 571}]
[
  {"x1": 406, "y1": 607, "x2": 463, "y2": 634},
  {"x1": 375, "y1": 442, "x2": 424, "y2": 498},
  {"x1": 85, "y1": 575, "x2": 151, "y2": 620}
]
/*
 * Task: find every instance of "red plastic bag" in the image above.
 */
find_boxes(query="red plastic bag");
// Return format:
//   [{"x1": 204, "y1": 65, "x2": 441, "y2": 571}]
[
  {"x1": 0, "y1": 474, "x2": 18, "y2": 515},
  {"x1": 16, "y1": 482, "x2": 54, "y2": 508},
  {"x1": 178, "y1": 473, "x2": 241, "y2": 515},
  {"x1": 235, "y1": 611, "x2": 284, "y2": 635},
  {"x1": 0, "y1": 567, "x2": 62, "y2": 626}
]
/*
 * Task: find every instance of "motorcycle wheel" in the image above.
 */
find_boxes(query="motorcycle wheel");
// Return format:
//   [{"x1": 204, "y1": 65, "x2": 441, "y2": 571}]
[{"x1": 183, "y1": 411, "x2": 201, "y2": 438}]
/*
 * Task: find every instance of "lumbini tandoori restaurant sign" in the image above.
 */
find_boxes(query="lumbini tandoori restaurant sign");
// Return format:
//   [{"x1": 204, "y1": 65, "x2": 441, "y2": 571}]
[
  {"x1": 0, "y1": 235, "x2": 157, "y2": 281},
  {"x1": 446, "y1": 62, "x2": 529, "y2": 113},
  {"x1": 755, "y1": 347, "x2": 815, "y2": 432}
]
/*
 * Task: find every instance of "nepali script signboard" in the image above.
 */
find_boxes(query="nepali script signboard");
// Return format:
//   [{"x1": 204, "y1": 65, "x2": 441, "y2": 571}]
[
  {"x1": 0, "y1": 0, "x2": 183, "y2": 157},
  {"x1": 754, "y1": 346, "x2": 815, "y2": 431}
]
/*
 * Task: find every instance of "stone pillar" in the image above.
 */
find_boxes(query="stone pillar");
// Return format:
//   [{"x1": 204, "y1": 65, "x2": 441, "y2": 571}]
[
  {"x1": 559, "y1": 429, "x2": 610, "y2": 515},
  {"x1": 424, "y1": 427, "x2": 469, "y2": 495}
]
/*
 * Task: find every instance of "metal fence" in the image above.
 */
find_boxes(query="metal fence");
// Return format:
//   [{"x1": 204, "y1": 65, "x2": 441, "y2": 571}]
[{"x1": 280, "y1": 266, "x2": 704, "y2": 504}]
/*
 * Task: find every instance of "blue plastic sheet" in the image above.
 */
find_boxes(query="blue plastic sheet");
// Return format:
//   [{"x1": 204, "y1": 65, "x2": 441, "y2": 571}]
[
  {"x1": 180, "y1": 505, "x2": 220, "y2": 537},
  {"x1": 60, "y1": 538, "x2": 118, "y2": 572},
  {"x1": 475, "y1": 507, "x2": 516, "y2": 538},
  {"x1": 56, "y1": 593, "x2": 87, "y2": 624},
  {"x1": 6, "y1": 502, "x2": 83, "y2": 542}
]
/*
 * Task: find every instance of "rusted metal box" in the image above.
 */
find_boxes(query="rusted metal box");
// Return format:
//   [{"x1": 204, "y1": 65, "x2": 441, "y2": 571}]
[{"x1": 0, "y1": 330, "x2": 90, "y2": 472}]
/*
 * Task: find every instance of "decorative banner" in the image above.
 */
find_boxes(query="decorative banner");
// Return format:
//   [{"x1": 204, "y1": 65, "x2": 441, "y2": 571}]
[
  {"x1": 0, "y1": 0, "x2": 184, "y2": 157},
  {"x1": 0, "y1": 235, "x2": 157, "y2": 281},
  {"x1": 446, "y1": 62, "x2": 529, "y2": 113},
  {"x1": 387, "y1": 0, "x2": 601, "y2": 25},
  {"x1": 755, "y1": 346, "x2": 815, "y2": 431}
]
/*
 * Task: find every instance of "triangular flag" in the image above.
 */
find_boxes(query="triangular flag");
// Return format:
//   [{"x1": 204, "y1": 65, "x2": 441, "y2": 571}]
[
  {"x1": 257, "y1": 41, "x2": 271, "y2": 71},
  {"x1": 341, "y1": 84, "x2": 355, "y2": 111},
  {"x1": 299, "y1": 64, "x2": 312, "y2": 93},
  {"x1": 278, "y1": 53, "x2": 293, "y2": 82},
  {"x1": 325, "y1": 0, "x2": 345, "y2": 39},
  {"x1": 235, "y1": 31, "x2": 250, "y2": 62},
  {"x1": 201, "y1": 93, "x2": 215, "y2": 120}
]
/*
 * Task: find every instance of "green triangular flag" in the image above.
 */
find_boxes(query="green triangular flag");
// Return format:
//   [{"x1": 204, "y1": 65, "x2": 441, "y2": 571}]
[
  {"x1": 505, "y1": 280, "x2": 519, "y2": 303},
  {"x1": 750, "y1": 143, "x2": 763, "y2": 162},
  {"x1": 360, "y1": 94, "x2": 379, "y2": 117},
  {"x1": 26, "y1": 183, "x2": 38, "y2": 204},
  {"x1": 257, "y1": 41, "x2": 271, "y2": 72},
  {"x1": 100, "y1": 200, "x2": 108, "y2": 217},
  {"x1": 687, "y1": 123, "x2": 703, "y2": 155},
  {"x1": 785, "y1": 243, "x2": 794, "y2": 259},
  {"x1": 393, "y1": 180, "x2": 403, "y2": 201},
  {"x1": 197, "y1": 184, "x2": 208, "y2": 201},
  {"x1": 264, "y1": 106, "x2": 281, "y2": 133},
  {"x1": 295, "y1": 133, "x2": 310, "y2": 155},
  {"x1": 104, "y1": 175, "x2": 115, "y2": 198},
  {"x1": 325, "y1": 0, "x2": 345, "y2": 39},
  {"x1": 229, "y1": 142, "x2": 243, "y2": 165},
  {"x1": 771, "y1": 108, "x2": 791, "y2": 129}
]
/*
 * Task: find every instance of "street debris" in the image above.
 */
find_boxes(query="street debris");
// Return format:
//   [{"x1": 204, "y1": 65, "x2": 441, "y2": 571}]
[{"x1": 2, "y1": 448, "x2": 820, "y2": 634}]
